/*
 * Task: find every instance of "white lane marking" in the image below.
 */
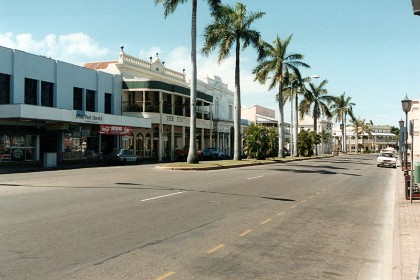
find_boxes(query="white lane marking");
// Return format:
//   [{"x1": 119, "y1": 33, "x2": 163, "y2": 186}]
[
  {"x1": 141, "y1": 191, "x2": 185, "y2": 202},
  {"x1": 247, "y1": 175, "x2": 264, "y2": 180}
]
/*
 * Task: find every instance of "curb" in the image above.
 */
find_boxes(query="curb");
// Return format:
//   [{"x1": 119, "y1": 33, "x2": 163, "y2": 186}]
[{"x1": 155, "y1": 155, "x2": 334, "y2": 171}]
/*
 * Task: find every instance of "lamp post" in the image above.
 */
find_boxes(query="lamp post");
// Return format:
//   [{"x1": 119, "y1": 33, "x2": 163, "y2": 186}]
[
  {"x1": 399, "y1": 118, "x2": 404, "y2": 165},
  {"x1": 401, "y1": 95, "x2": 412, "y2": 177}
]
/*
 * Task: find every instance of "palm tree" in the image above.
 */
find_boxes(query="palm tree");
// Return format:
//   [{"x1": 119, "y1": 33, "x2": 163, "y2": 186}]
[
  {"x1": 358, "y1": 119, "x2": 373, "y2": 152},
  {"x1": 318, "y1": 129, "x2": 332, "y2": 155},
  {"x1": 155, "y1": 0, "x2": 221, "y2": 163},
  {"x1": 330, "y1": 92, "x2": 355, "y2": 153},
  {"x1": 351, "y1": 117, "x2": 364, "y2": 153},
  {"x1": 202, "y1": 2, "x2": 264, "y2": 160},
  {"x1": 299, "y1": 79, "x2": 333, "y2": 133},
  {"x1": 243, "y1": 123, "x2": 269, "y2": 160},
  {"x1": 283, "y1": 74, "x2": 315, "y2": 156},
  {"x1": 299, "y1": 79, "x2": 333, "y2": 155},
  {"x1": 253, "y1": 35, "x2": 310, "y2": 158}
]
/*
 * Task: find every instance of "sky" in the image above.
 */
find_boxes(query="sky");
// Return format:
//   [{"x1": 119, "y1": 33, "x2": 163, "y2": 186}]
[{"x1": 1, "y1": 0, "x2": 420, "y2": 127}]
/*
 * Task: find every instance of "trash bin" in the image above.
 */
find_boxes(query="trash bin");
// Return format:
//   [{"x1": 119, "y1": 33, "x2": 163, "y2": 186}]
[{"x1": 43, "y1": 153, "x2": 57, "y2": 168}]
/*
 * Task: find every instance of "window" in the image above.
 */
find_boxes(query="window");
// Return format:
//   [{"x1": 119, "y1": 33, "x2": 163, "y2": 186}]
[
  {"x1": 25, "y1": 78, "x2": 38, "y2": 105},
  {"x1": 41, "y1": 81, "x2": 54, "y2": 107},
  {"x1": 228, "y1": 105, "x2": 233, "y2": 121},
  {"x1": 0, "y1": 73, "x2": 10, "y2": 104},
  {"x1": 73, "y1": 87, "x2": 83, "y2": 110},
  {"x1": 105, "y1": 93, "x2": 112, "y2": 114},
  {"x1": 86, "y1": 89, "x2": 96, "y2": 112}
]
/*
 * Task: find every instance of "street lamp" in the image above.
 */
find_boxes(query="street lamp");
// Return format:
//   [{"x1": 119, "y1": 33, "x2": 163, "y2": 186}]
[
  {"x1": 399, "y1": 118, "x2": 404, "y2": 164},
  {"x1": 401, "y1": 95, "x2": 412, "y2": 177}
]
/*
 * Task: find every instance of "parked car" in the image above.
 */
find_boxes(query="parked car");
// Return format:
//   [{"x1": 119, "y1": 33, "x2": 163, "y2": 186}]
[
  {"x1": 105, "y1": 149, "x2": 140, "y2": 165},
  {"x1": 203, "y1": 147, "x2": 224, "y2": 160},
  {"x1": 175, "y1": 146, "x2": 203, "y2": 161},
  {"x1": 376, "y1": 152, "x2": 397, "y2": 168}
]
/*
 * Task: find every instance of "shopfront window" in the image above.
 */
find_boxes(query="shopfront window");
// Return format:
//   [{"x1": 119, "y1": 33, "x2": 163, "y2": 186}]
[
  {"x1": 41, "y1": 81, "x2": 54, "y2": 107},
  {"x1": 0, "y1": 134, "x2": 35, "y2": 162},
  {"x1": 73, "y1": 87, "x2": 83, "y2": 110},
  {"x1": 105, "y1": 93, "x2": 112, "y2": 114},
  {"x1": 63, "y1": 133, "x2": 87, "y2": 161},
  {"x1": 25, "y1": 78, "x2": 38, "y2": 105},
  {"x1": 86, "y1": 89, "x2": 96, "y2": 112},
  {"x1": 0, "y1": 73, "x2": 11, "y2": 104}
]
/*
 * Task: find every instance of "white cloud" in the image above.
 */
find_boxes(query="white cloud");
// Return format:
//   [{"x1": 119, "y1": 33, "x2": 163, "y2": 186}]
[{"x1": 0, "y1": 32, "x2": 109, "y2": 64}]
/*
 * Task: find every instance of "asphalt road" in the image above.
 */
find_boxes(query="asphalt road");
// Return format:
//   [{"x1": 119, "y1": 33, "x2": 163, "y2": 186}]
[{"x1": 0, "y1": 154, "x2": 396, "y2": 280}]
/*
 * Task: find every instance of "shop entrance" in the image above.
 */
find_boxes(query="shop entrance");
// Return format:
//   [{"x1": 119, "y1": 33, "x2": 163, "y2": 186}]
[{"x1": 40, "y1": 134, "x2": 58, "y2": 160}]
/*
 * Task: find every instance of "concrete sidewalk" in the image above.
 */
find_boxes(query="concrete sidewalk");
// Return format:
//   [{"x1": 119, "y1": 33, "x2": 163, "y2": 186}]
[{"x1": 393, "y1": 169, "x2": 420, "y2": 279}]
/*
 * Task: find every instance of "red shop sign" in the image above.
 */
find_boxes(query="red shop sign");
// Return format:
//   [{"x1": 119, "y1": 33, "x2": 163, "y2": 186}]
[{"x1": 100, "y1": 125, "x2": 132, "y2": 136}]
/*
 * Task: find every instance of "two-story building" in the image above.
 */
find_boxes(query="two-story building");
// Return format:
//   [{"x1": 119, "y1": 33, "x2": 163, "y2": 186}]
[
  {"x1": 0, "y1": 46, "x2": 151, "y2": 165},
  {"x1": 85, "y1": 49, "x2": 234, "y2": 161},
  {"x1": 331, "y1": 123, "x2": 397, "y2": 153}
]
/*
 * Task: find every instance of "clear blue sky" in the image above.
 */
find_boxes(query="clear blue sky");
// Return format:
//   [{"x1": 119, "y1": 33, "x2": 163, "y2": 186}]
[{"x1": 1, "y1": 0, "x2": 419, "y2": 126}]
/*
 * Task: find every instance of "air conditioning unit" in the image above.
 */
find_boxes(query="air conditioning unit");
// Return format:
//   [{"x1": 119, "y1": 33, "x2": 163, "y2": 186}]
[{"x1": 413, "y1": 0, "x2": 420, "y2": 15}]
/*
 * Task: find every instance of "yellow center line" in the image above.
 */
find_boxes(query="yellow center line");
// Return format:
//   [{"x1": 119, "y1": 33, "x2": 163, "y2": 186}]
[
  {"x1": 300, "y1": 200, "x2": 307, "y2": 203},
  {"x1": 260, "y1": 218, "x2": 272, "y2": 225},
  {"x1": 290, "y1": 205, "x2": 297, "y2": 208},
  {"x1": 316, "y1": 192, "x2": 321, "y2": 195},
  {"x1": 309, "y1": 195, "x2": 314, "y2": 199},
  {"x1": 156, "y1": 271, "x2": 175, "y2": 280},
  {"x1": 277, "y1": 211, "x2": 285, "y2": 216},
  {"x1": 239, "y1": 229, "x2": 253, "y2": 237},
  {"x1": 207, "y1": 244, "x2": 225, "y2": 254}
]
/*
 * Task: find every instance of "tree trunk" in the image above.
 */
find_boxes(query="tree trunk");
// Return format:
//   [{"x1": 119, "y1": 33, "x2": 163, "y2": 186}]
[
  {"x1": 233, "y1": 37, "x2": 241, "y2": 160},
  {"x1": 278, "y1": 81, "x2": 285, "y2": 158},
  {"x1": 187, "y1": 0, "x2": 198, "y2": 163},
  {"x1": 294, "y1": 92, "x2": 299, "y2": 157},
  {"x1": 314, "y1": 115, "x2": 318, "y2": 155}
]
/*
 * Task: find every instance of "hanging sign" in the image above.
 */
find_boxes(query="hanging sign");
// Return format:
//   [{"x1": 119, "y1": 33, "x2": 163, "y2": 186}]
[{"x1": 100, "y1": 124, "x2": 132, "y2": 135}]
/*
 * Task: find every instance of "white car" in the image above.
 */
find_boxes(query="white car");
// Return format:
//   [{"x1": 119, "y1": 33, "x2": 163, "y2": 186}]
[{"x1": 377, "y1": 152, "x2": 397, "y2": 168}]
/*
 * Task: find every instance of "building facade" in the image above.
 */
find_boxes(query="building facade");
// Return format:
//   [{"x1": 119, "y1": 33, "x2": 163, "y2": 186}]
[
  {"x1": 0, "y1": 46, "x2": 151, "y2": 164},
  {"x1": 85, "y1": 50, "x2": 234, "y2": 161},
  {"x1": 332, "y1": 123, "x2": 397, "y2": 153},
  {"x1": 298, "y1": 115, "x2": 334, "y2": 154}
]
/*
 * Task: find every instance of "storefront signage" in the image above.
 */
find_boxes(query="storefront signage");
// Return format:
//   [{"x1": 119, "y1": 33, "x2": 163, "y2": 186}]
[
  {"x1": 76, "y1": 110, "x2": 103, "y2": 123},
  {"x1": 100, "y1": 124, "x2": 132, "y2": 135},
  {"x1": 166, "y1": 115, "x2": 189, "y2": 125}
]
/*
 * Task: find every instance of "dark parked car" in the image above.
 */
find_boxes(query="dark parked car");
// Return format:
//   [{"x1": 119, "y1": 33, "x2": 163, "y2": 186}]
[
  {"x1": 203, "y1": 147, "x2": 224, "y2": 160},
  {"x1": 105, "y1": 149, "x2": 140, "y2": 165}
]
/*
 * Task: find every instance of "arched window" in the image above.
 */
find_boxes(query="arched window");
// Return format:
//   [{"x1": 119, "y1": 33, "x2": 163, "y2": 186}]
[
  {"x1": 136, "y1": 133, "x2": 144, "y2": 157},
  {"x1": 145, "y1": 133, "x2": 152, "y2": 158}
]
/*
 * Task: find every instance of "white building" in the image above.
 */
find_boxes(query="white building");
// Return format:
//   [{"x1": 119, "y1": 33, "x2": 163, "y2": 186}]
[
  {"x1": 407, "y1": 99, "x2": 420, "y2": 163},
  {"x1": 298, "y1": 115, "x2": 333, "y2": 154},
  {"x1": 85, "y1": 50, "x2": 234, "y2": 161},
  {"x1": 331, "y1": 123, "x2": 397, "y2": 153},
  {"x1": 0, "y1": 46, "x2": 150, "y2": 164}
]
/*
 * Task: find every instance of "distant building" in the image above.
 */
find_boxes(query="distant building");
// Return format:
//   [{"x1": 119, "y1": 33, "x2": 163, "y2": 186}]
[
  {"x1": 298, "y1": 115, "x2": 333, "y2": 154},
  {"x1": 331, "y1": 123, "x2": 397, "y2": 153},
  {"x1": 241, "y1": 104, "x2": 291, "y2": 139}
]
